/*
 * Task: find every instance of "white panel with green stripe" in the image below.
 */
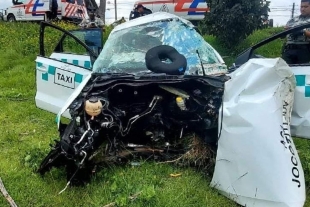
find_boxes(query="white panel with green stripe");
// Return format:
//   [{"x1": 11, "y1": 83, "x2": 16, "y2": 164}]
[
  {"x1": 295, "y1": 75, "x2": 310, "y2": 97},
  {"x1": 49, "y1": 53, "x2": 92, "y2": 69},
  {"x1": 39, "y1": 53, "x2": 92, "y2": 83}
]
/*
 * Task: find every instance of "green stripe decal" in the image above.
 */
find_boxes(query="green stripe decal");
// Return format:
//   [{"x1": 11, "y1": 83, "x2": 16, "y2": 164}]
[
  {"x1": 84, "y1": 61, "x2": 91, "y2": 68},
  {"x1": 75, "y1": 74, "x2": 83, "y2": 83},
  {"x1": 73, "y1": 60, "x2": 79, "y2": 65},
  {"x1": 305, "y1": 86, "x2": 310, "y2": 97},
  {"x1": 295, "y1": 75, "x2": 310, "y2": 97},
  {"x1": 296, "y1": 75, "x2": 305, "y2": 86},
  {"x1": 48, "y1": 65, "x2": 56, "y2": 75},
  {"x1": 42, "y1": 73, "x2": 48, "y2": 81}
]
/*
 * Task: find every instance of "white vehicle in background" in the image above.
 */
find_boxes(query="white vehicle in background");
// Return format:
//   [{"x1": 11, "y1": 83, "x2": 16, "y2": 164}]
[
  {"x1": 3, "y1": 0, "x2": 88, "y2": 22},
  {"x1": 132, "y1": 0, "x2": 209, "y2": 25}
]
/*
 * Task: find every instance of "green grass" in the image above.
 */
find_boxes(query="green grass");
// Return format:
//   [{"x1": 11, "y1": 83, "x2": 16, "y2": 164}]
[
  {"x1": 0, "y1": 21, "x2": 310, "y2": 207},
  {"x1": 205, "y1": 27, "x2": 285, "y2": 66}
]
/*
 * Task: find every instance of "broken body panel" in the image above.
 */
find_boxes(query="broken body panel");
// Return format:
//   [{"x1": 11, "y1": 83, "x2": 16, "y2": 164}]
[
  {"x1": 234, "y1": 22, "x2": 310, "y2": 140},
  {"x1": 212, "y1": 58, "x2": 305, "y2": 207}
]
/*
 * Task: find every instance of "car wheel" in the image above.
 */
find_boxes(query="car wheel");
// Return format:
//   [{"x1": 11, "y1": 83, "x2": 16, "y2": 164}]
[{"x1": 7, "y1": 14, "x2": 16, "y2": 22}]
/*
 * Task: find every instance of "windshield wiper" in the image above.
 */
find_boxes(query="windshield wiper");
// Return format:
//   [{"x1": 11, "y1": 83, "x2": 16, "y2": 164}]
[
  {"x1": 94, "y1": 72, "x2": 135, "y2": 77},
  {"x1": 92, "y1": 72, "x2": 136, "y2": 82},
  {"x1": 196, "y1": 50, "x2": 206, "y2": 76}
]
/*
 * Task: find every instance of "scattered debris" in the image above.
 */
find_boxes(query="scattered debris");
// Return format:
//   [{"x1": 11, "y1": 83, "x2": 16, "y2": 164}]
[
  {"x1": 169, "y1": 173, "x2": 182, "y2": 177},
  {"x1": 0, "y1": 177, "x2": 18, "y2": 207},
  {"x1": 102, "y1": 191, "x2": 142, "y2": 207}
]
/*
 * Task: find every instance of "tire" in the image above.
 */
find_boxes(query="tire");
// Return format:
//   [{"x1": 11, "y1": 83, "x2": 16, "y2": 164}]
[
  {"x1": 145, "y1": 45, "x2": 187, "y2": 75},
  {"x1": 7, "y1": 14, "x2": 16, "y2": 22}
]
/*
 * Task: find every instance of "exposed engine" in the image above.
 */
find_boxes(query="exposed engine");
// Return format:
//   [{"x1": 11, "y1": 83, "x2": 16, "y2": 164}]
[{"x1": 38, "y1": 77, "x2": 225, "y2": 189}]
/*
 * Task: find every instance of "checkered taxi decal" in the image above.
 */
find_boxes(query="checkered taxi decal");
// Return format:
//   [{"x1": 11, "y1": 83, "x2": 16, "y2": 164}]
[
  {"x1": 37, "y1": 58, "x2": 91, "y2": 83},
  {"x1": 295, "y1": 75, "x2": 310, "y2": 97}
]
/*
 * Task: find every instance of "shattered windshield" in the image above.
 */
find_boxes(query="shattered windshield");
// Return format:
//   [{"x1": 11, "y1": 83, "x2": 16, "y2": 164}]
[{"x1": 93, "y1": 19, "x2": 227, "y2": 75}]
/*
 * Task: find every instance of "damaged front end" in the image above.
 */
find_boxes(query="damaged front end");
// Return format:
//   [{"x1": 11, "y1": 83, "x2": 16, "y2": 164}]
[{"x1": 37, "y1": 74, "x2": 228, "y2": 186}]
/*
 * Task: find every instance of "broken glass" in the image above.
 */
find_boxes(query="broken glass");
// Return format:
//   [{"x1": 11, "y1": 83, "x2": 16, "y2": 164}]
[{"x1": 93, "y1": 19, "x2": 227, "y2": 75}]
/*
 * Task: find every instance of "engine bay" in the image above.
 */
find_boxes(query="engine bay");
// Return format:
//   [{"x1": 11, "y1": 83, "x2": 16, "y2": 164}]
[{"x1": 38, "y1": 77, "x2": 225, "y2": 188}]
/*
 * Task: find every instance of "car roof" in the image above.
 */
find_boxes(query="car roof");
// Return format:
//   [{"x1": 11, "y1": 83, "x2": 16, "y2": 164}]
[{"x1": 111, "y1": 12, "x2": 194, "y2": 33}]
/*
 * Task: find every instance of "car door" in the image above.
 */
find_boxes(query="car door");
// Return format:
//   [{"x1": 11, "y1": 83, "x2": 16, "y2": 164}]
[
  {"x1": 26, "y1": 0, "x2": 49, "y2": 21},
  {"x1": 16, "y1": 6, "x2": 26, "y2": 21},
  {"x1": 11, "y1": 0, "x2": 26, "y2": 21},
  {"x1": 52, "y1": 28, "x2": 103, "y2": 68},
  {"x1": 233, "y1": 22, "x2": 310, "y2": 139},
  {"x1": 35, "y1": 21, "x2": 100, "y2": 118}
]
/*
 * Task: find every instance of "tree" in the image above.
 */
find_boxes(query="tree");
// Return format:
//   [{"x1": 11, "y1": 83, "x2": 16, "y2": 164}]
[
  {"x1": 98, "y1": 0, "x2": 106, "y2": 23},
  {"x1": 201, "y1": 0, "x2": 270, "y2": 49}
]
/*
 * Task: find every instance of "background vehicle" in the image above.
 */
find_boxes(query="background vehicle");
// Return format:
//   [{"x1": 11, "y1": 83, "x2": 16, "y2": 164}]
[
  {"x1": 3, "y1": 0, "x2": 89, "y2": 22},
  {"x1": 132, "y1": 0, "x2": 209, "y2": 25}
]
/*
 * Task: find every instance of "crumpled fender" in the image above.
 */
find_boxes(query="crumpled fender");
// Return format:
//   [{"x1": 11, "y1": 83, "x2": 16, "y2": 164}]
[{"x1": 211, "y1": 58, "x2": 305, "y2": 207}]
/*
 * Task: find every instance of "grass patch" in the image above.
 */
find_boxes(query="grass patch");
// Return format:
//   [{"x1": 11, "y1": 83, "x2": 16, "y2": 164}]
[
  {"x1": 0, "y1": 21, "x2": 309, "y2": 207},
  {"x1": 205, "y1": 26, "x2": 285, "y2": 66}
]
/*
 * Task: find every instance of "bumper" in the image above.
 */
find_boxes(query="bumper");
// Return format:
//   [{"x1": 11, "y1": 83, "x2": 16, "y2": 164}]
[{"x1": 3, "y1": 15, "x2": 8, "y2": 21}]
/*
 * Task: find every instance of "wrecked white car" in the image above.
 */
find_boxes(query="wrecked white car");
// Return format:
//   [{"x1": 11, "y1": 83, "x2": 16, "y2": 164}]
[{"x1": 36, "y1": 13, "x2": 305, "y2": 207}]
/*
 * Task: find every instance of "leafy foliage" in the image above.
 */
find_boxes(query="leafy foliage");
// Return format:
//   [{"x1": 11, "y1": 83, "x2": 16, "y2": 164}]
[
  {"x1": 201, "y1": 0, "x2": 270, "y2": 48},
  {"x1": 0, "y1": 21, "x2": 77, "y2": 56}
]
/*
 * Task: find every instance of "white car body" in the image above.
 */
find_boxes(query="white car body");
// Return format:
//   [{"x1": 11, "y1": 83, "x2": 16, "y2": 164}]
[
  {"x1": 132, "y1": 0, "x2": 209, "y2": 21},
  {"x1": 3, "y1": 0, "x2": 88, "y2": 22},
  {"x1": 212, "y1": 58, "x2": 305, "y2": 207},
  {"x1": 290, "y1": 65, "x2": 310, "y2": 139},
  {"x1": 36, "y1": 13, "x2": 306, "y2": 207}
]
